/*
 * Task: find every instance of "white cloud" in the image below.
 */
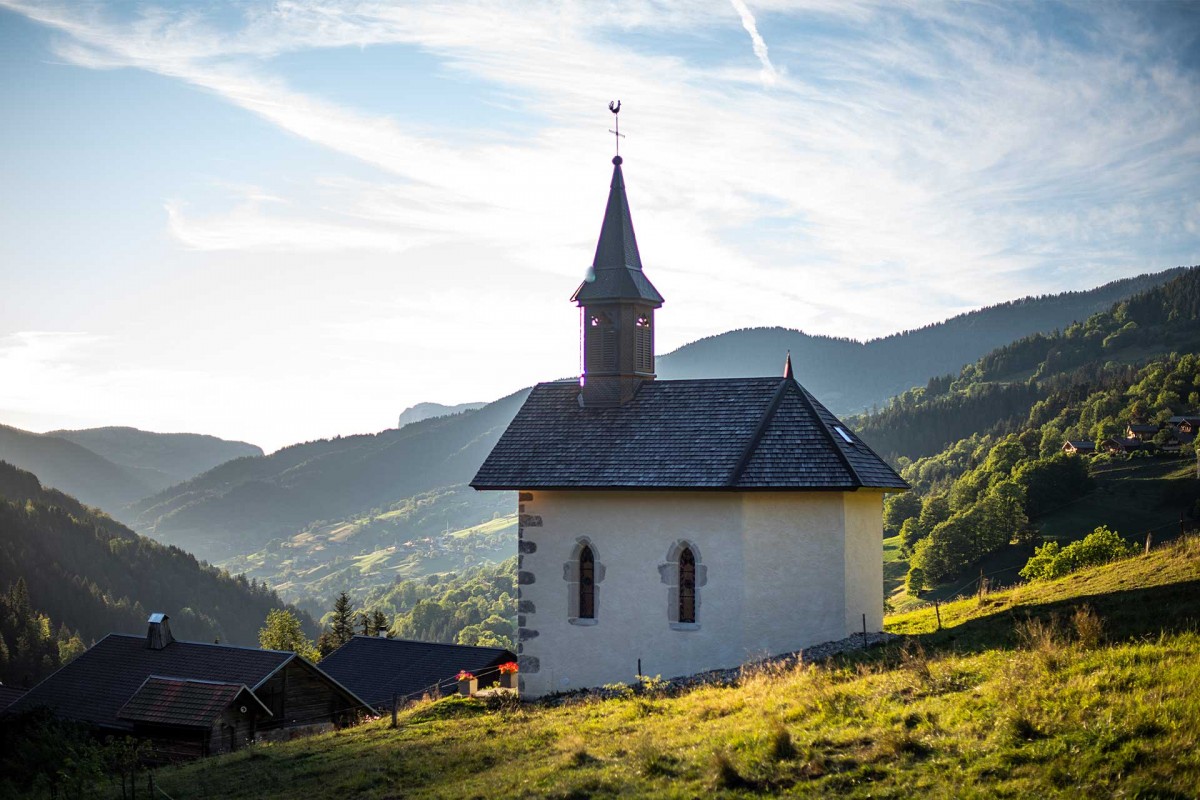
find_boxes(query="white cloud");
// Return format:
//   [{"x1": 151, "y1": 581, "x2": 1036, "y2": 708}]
[{"x1": 729, "y1": 0, "x2": 779, "y2": 86}]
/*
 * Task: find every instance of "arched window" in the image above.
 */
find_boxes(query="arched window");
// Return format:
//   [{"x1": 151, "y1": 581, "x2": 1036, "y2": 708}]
[
  {"x1": 659, "y1": 540, "x2": 705, "y2": 629},
  {"x1": 678, "y1": 547, "x2": 696, "y2": 624},
  {"x1": 564, "y1": 538, "x2": 604, "y2": 625},
  {"x1": 579, "y1": 546, "x2": 595, "y2": 619}
]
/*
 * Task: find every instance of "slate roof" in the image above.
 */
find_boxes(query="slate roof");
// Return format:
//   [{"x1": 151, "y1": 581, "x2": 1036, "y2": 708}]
[
  {"x1": 1063, "y1": 440, "x2": 1095, "y2": 450},
  {"x1": 6, "y1": 635, "x2": 295, "y2": 731},
  {"x1": 471, "y1": 377, "x2": 907, "y2": 491},
  {"x1": 117, "y1": 677, "x2": 270, "y2": 729},
  {"x1": 0, "y1": 684, "x2": 27, "y2": 711},
  {"x1": 319, "y1": 637, "x2": 515, "y2": 708},
  {"x1": 570, "y1": 157, "x2": 663, "y2": 306}
]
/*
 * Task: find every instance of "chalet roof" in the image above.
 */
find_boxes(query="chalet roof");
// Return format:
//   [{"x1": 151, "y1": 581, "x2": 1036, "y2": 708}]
[
  {"x1": 319, "y1": 637, "x2": 515, "y2": 708},
  {"x1": 0, "y1": 684, "x2": 27, "y2": 711},
  {"x1": 1127, "y1": 424, "x2": 1159, "y2": 433},
  {"x1": 117, "y1": 677, "x2": 270, "y2": 729},
  {"x1": 471, "y1": 377, "x2": 907, "y2": 491},
  {"x1": 6, "y1": 634, "x2": 364, "y2": 731},
  {"x1": 1102, "y1": 437, "x2": 1145, "y2": 449},
  {"x1": 570, "y1": 157, "x2": 663, "y2": 306},
  {"x1": 1168, "y1": 415, "x2": 1200, "y2": 424}
]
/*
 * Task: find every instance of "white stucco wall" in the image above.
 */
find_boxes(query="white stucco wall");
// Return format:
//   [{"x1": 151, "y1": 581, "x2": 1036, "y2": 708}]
[
  {"x1": 515, "y1": 489, "x2": 886, "y2": 698},
  {"x1": 843, "y1": 491, "x2": 885, "y2": 635}
]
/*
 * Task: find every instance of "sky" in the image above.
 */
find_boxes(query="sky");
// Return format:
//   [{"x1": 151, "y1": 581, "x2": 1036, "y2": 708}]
[{"x1": 1, "y1": 0, "x2": 1198, "y2": 452}]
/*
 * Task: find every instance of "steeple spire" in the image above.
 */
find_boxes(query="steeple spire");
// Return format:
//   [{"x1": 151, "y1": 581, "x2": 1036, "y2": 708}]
[
  {"x1": 574, "y1": 111, "x2": 664, "y2": 407},
  {"x1": 570, "y1": 156, "x2": 663, "y2": 305},
  {"x1": 784, "y1": 352, "x2": 793, "y2": 380}
]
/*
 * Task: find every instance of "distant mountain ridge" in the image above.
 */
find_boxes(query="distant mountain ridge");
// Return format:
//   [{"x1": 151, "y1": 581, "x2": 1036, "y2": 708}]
[
  {"x1": 49, "y1": 426, "x2": 262, "y2": 486},
  {"x1": 128, "y1": 267, "x2": 1191, "y2": 570},
  {"x1": 655, "y1": 268, "x2": 1189, "y2": 412},
  {"x1": 397, "y1": 401, "x2": 485, "y2": 429},
  {"x1": 0, "y1": 425, "x2": 262, "y2": 522}
]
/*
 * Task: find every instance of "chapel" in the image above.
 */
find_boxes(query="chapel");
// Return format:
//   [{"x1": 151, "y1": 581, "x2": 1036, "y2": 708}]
[{"x1": 471, "y1": 151, "x2": 908, "y2": 698}]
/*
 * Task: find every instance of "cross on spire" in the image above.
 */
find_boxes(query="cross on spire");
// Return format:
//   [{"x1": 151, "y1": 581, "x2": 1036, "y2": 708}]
[{"x1": 608, "y1": 100, "x2": 625, "y2": 158}]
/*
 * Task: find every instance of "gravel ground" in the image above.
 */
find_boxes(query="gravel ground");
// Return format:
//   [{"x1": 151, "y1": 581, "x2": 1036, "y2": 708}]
[{"x1": 541, "y1": 631, "x2": 900, "y2": 705}]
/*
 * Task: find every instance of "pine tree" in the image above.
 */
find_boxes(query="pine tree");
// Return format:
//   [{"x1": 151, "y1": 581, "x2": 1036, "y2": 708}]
[{"x1": 330, "y1": 592, "x2": 355, "y2": 647}]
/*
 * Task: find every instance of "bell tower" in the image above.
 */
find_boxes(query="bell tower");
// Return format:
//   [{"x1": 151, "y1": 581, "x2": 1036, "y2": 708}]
[{"x1": 571, "y1": 154, "x2": 664, "y2": 407}]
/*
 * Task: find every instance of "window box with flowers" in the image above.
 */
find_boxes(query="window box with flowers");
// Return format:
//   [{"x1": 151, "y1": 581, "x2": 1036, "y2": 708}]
[
  {"x1": 456, "y1": 671, "x2": 477, "y2": 697},
  {"x1": 497, "y1": 661, "x2": 519, "y2": 690}
]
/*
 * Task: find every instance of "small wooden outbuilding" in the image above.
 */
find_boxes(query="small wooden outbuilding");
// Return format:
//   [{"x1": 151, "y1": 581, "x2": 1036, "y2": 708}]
[
  {"x1": 5, "y1": 614, "x2": 370, "y2": 760},
  {"x1": 320, "y1": 636, "x2": 515, "y2": 709}
]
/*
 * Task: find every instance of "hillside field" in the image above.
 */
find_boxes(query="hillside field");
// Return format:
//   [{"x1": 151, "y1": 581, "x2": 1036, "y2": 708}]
[{"x1": 133, "y1": 536, "x2": 1200, "y2": 799}]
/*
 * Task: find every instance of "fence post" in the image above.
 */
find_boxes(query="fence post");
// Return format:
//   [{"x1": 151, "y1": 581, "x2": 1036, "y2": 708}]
[
  {"x1": 1146, "y1": 531, "x2": 1153, "y2": 555},
  {"x1": 934, "y1": 600, "x2": 942, "y2": 631},
  {"x1": 391, "y1": 694, "x2": 397, "y2": 728},
  {"x1": 862, "y1": 612, "x2": 867, "y2": 645}
]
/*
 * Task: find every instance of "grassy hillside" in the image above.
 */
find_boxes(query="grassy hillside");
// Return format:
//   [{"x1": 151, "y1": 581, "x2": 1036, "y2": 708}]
[
  {"x1": 221, "y1": 486, "x2": 514, "y2": 613},
  {"x1": 137, "y1": 536, "x2": 1200, "y2": 799}
]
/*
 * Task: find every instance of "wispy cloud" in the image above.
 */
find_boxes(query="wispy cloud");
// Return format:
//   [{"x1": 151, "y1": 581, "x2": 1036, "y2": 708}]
[{"x1": 729, "y1": 0, "x2": 779, "y2": 86}]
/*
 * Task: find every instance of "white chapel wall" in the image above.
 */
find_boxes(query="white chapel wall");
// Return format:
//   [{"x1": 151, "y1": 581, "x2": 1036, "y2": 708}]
[
  {"x1": 843, "y1": 490, "x2": 886, "y2": 635},
  {"x1": 516, "y1": 489, "x2": 884, "y2": 698}
]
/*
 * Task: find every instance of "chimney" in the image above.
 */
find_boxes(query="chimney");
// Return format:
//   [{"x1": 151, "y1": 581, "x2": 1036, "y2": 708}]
[
  {"x1": 146, "y1": 613, "x2": 174, "y2": 650},
  {"x1": 377, "y1": 630, "x2": 389, "y2": 638}
]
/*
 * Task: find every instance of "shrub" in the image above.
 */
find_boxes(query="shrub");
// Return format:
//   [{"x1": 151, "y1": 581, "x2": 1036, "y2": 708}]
[
  {"x1": 905, "y1": 566, "x2": 926, "y2": 596},
  {"x1": 1020, "y1": 526, "x2": 1137, "y2": 581}
]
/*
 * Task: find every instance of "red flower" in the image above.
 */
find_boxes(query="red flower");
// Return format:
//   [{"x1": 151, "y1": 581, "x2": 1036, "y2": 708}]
[
  {"x1": 457, "y1": 670, "x2": 475, "y2": 681},
  {"x1": 498, "y1": 661, "x2": 519, "y2": 674}
]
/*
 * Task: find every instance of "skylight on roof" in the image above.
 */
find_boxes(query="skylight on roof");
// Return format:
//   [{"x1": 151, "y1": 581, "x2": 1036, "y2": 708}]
[{"x1": 833, "y1": 426, "x2": 854, "y2": 444}]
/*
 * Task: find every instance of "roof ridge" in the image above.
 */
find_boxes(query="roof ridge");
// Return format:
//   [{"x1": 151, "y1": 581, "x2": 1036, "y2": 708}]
[
  {"x1": 347, "y1": 635, "x2": 511, "y2": 653},
  {"x1": 108, "y1": 633, "x2": 293, "y2": 656},
  {"x1": 726, "y1": 378, "x2": 791, "y2": 487},
  {"x1": 794, "y1": 382, "x2": 863, "y2": 487}
]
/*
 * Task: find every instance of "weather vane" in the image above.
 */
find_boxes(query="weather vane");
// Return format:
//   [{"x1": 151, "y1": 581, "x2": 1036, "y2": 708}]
[{"x1": 608, "y1": 100, "x2": 624, "y2": 157}]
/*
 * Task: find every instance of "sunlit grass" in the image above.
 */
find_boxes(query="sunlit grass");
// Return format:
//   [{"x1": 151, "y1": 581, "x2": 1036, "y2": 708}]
[{"x1": 135, "y1": 538, "x2": 1200, "y2": 800}]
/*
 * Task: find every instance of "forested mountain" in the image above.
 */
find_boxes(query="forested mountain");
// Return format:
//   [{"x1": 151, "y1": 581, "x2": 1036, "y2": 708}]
[
  {"x1": 0, "y1": 460, "x2": 314, "y2": 687},
  {"x1": 655, "y1": 268, "x2": 1187, "y2": 411},
  {"x1": 853, "y1": 265, "x2": 1200, "y2": 463},
  {"x1": 48, "y1": 426, "x2": 262, "y2": 487},
  {"x1": 130, "y1": 388, "x2": 532, "y2": 562},
  {"x1": 0, "y1": 424, "x2": 158, "y2": 518},
  {"x1": 128, "y1": 268, "x2": 1188, "y2": 573},
  {"x1": 851, "y1": 267, "x2": 1200, "y2": 593}
]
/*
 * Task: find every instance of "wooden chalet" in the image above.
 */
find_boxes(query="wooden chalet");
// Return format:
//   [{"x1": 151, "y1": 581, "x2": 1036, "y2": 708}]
[
  {"x1": 319, "y1": 636, "x2": 515, "y2": 710},
  {"x1": 1061, "y1": 440, "x2": 1096, "y2": 455},
  {"x1": 3, "y1": 614, "x2": 370, "y2": 761},
  {"x1": 1125, "y1": 423, "x2": 1160, "y2": 441},
  {"x1": 1100, "y1": 437, "x2": 1148, "y2": 455}
]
